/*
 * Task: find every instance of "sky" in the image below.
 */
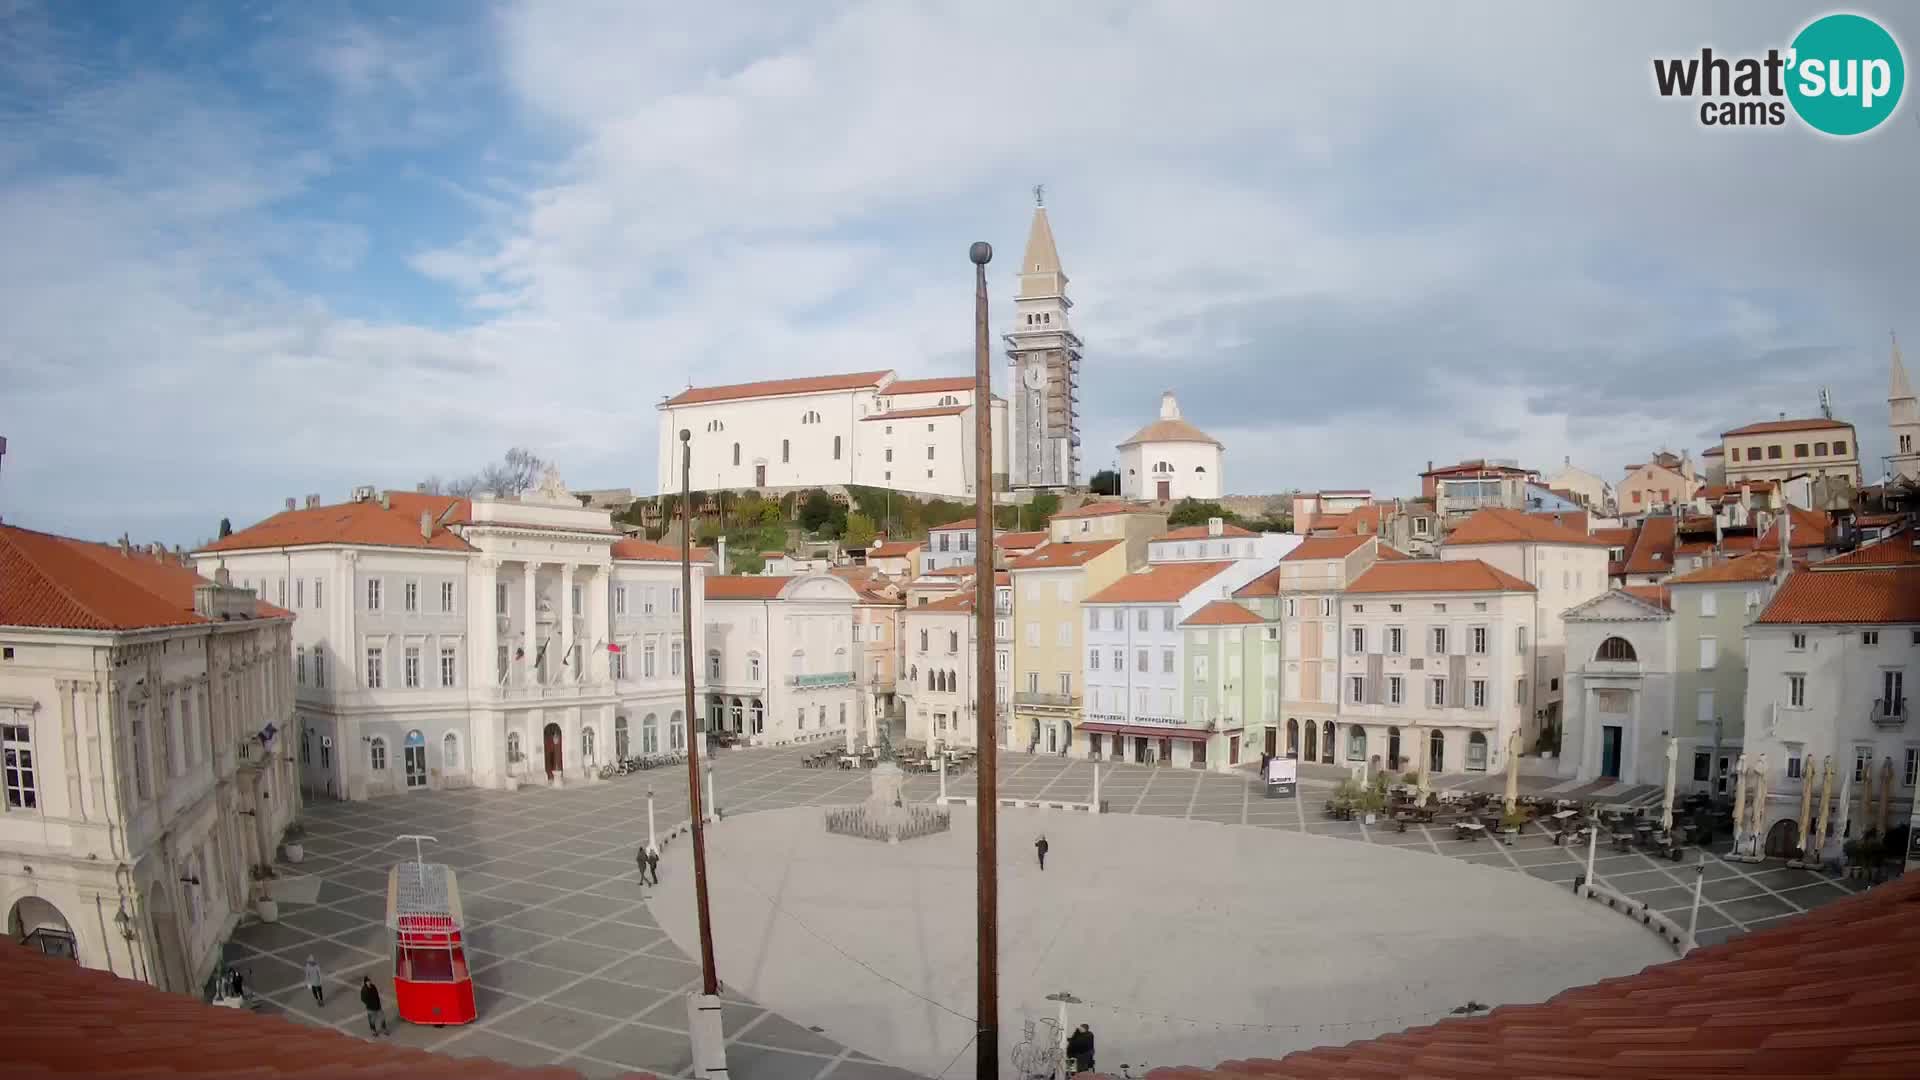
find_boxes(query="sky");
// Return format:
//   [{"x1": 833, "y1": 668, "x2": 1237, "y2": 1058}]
[{"x1": 1, "y1": 0, "x2": 1917, "y2": 546}]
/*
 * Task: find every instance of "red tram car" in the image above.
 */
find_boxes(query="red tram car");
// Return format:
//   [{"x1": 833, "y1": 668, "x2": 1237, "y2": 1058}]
[{"x1": 385, "y1": 860, "x2": 477, "y2": 1026}]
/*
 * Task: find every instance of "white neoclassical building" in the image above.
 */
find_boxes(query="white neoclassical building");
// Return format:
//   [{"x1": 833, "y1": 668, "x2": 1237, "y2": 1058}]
[
  {"x1": 656, "y1": 371, "x2": 1008, "y2": 500},
  {"x1": 195, "y1": 475, "x2": 705, "y2": 800},
  {"x1": 2, "y1": 523, "x2": 296, "y2": 996},
  {"x1": 703, "y1": 573, "x2": 861, "y2": 746},
  {"x1": 1118, "y1": 393, "x2": 1224, "y2": 503}
]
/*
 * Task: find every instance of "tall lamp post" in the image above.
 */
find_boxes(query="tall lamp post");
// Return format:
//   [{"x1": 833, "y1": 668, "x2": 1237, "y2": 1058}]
[
  {"x1": 969, "y1": 239, "x2": 1000, "y2": 1079},
  {"x1": 680, "y1": 429, "x2": 727, "y2": 1076}
]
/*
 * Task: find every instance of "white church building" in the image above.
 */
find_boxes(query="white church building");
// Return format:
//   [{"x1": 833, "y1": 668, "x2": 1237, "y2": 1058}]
[{"x1": 1119, "y1": 392, "x2": 1224, "y2": 503}]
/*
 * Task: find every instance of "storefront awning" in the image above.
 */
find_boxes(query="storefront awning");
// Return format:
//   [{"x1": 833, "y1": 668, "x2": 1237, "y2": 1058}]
[{"x1": 1080, "y1": 722, "x2": 1211, "y2": 742}]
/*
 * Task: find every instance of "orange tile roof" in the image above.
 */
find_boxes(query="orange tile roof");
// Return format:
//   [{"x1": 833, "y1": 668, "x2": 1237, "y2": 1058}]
[
  {"x1": 1814, "y1": 529, "x2": 1920, "y2": 568},
  {"x1": 1332, "y1": 505, "x2": 1385, "y2": 535},
  {"x1": 867, "y1": 540, "x2": 921, "y2": 558},
  {"x1": 1591, "y1": 528, "x2": 1636, "y2": 547},
  {"x1": 1622, "y1": 515, "x2": 1678, "y2": 576},
  {"x1": 1049, "y1": 500, "x2": 1162, "y2": 521},
  {"x1": 2, "y1": 524, "x2": 286, "y2": 631},
  {"x1": 861, "y1": 405, "x2": 969, "y2": 421},
  {"x1": 1157, "y1": 870, "x2": 1920, "y2": 1079},
  {"x1": 1445, "y1": 508, "x2": 1605, "y2": 546},
  {"x1": 1279, "y1": 534, "x2": 1371, "y2": 561},
  {"x1": 1085, "y1": 561, "x2": 1236, "y2": 604},
  {"x1": 705, "y1": 575, "x2": 793, "y2": 600},
  {"x1": 1232, "y1": 566, "x2": 1282, "y2": 598},
  {"x1": 0, "y1": 941, "x2": 615, "y2": 1080},
  {"x1": 1665, "y1": 550, "x2": 1783, "y2": 585},
  {"x1": 1181, "y1": 599, "x2": 1265, "y2": 626},
  {"x1": 1757, "y1": 505, "x2": 1834, "y2": 551},
  {"x1": 199, "y1": 495, "x2": 477, "y2": 554},
  {"x1": 883, "y1": 376, "x2": 974, "y2": 395},
  {"x1": 1700, "y1": 444, "x2": 1724, "y2": 456},
  {"x1": 1722, "y1": 416, "x2": 1854, "y2": 436},
  {"x1": 610, "y1": 538, "x2": 682, "y2": 562},
  {"x1": 1696, "y1": 480, "x2": 1779, "y2": 501},
  {"x1": 1007, "y1": 539, "x2": 1123, "y2": 569},
  {"x1": 923, "y1": 565, "x2": 975, "y2": 577},
  {"x1": 1623, "y1": 584, "x2": 1673, "y2": 610},
  {"x1": 660, "y1": 369, "x2": 890, "y2": 407},
  {"x1": 1376, "y1": 545, "x2": 1415, "y2": 561},
  {"x1": 1526, "y1": 509, "x2": 1588, "y2": 535},
  {"x1": 1116, "y1": 416, "x2": 1221, "y2": 448},
  {"x1": 1347, "y1": 559, "x2": 1534, "y2": 594},
  {"x1": 1156, "y1": 523, "x2": 1257, "y2": 541},
  {"x1": 1756, "y1": 565, "x2": 1920, "y2": 624},
  {"x1": 924, "y1": 592, "x2": 978, "y2": 613},
  {"x1": 928, "y1": 520, "x2": 975, "y2": 532},
  {"x1": 993, "y1": 530, "x2": 1048, "y2": 549}
]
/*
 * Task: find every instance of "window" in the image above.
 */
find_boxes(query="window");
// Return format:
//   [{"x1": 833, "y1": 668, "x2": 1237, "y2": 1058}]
[
  {"x1": 1285, "y1": 598, "x2": 1297, "y2": 618},
  {"x1": 670, "y1": 639, "x2": 682, "y2": 676},
  {"x1": 295, "y1": 578, "x2": 305, "y2": 609},
  {"x1": 1414, "y1": 518, "x2": 1430, "y2": 536},
  {"x1": 1387, "y1": 627, "x2": 1404, "y2": 654},
  {"x1": 1596, "y1": 637, "x2": 1637, "y2": 662},
  {"x1": 927, "y1": 445, "x2": 935, "y2": 460},
  {"x1": 319, "y1": 739, "x2": 330, "y2": 768},
  {"x1": 1111, "y1": 648, "x2": 1123, "y2": 671},
  {"x1": 614, "y1": 586, "x2": 627, "y2": 615},
  {"x1": 1767, "y1": 444, "x2": 1782, "y2": 459},
  {"x1": 1136, "y1": 649, "x2": 1148, "y2": 673},
  {"x1": 1470, "y1": 626, "x2": 1487, "y2": 655},
  {"x1": 1195, "y1": 655, "x2": 1210, "y2": 679},
  {"x1": 367, "y1": 577, "x2": 383, "y2": 611},
  {"x1": 313, "y1": 645, "x2": 327, "y2": 689},
  {"x1": 1883, "y1": 670, "x2": 1905, "y2": 716},
  {"x1": 1787, "y1": 755, "x2": 1803, "y2": 780},
  {"x1": 1350, "y1": 627, "x2": 1365, "y2": 653},
  {"x1": 404, "y1": 646, "x2": 421, "y2": 688},
  {"x1": 1854, "y1": 748, "x2": 1870, "y2": 782},
  {"x1": 708, "y1": 651, "x2": 722, "y2": 679},
  {"x1": 296, "y1": 646, "x2": 307, "y2": 685},
  {"x1": 1431, "y1": 627, "x2": 1447, "y2": 654},
  {"x1": 1058, "y1": 673, "x2": 1072, "y2": 695},
  {"x1": 3, "y1": 722, "x2": 36, "y2": 809},
  {"x1": 1388, "y1": 675, "x2": 1403, "y2": 705},
  {"x1": 949, "y1": 630, "x2": 960, "y2": 653},
  {"x1": 496, "y1": 582, "x2": 508, "y2": 614},
  {"x1": 440, "y1": 581, "x2": 455, "y2": 613},
  {"x1": 1320, "y1": 598, "x2": 1333, "y2": 617},
  {"x1": 1466, "y1": 732, "x2": 1488, "y2": 771},
  {"x1": 439, "y1": 646, "x2": 457, "y2": 687},
  {"x1": 1089, "y1": 649, "x2": 1100, "y2": 671},
  {"x1": 1693, "y1": 752, "x2": 1711, "y2": 782},
  {"x1": 1906, "y1": 747, "x2": 1919, "y2": 787},
  {"x1": 1516, "y1": 677, "x2": 1526, "y2": 704},
  {"x1": 1700, "y1": 591, "x2": 1717, "y2": 617},
  {"x1": 1862, "y1": 630, "x2": 1880, "y2": 646},
  {"x1": 1431, "y1": 677, "x2": 1447, "y2": 706},
  {"x1": 1788, "y1": 674, "x2": 1806, "y2": 708},
  {"x1": 644, "y1": 641, "x2": 657, "y2": 678},
  {"x1": 1471, "y1": 679, "x2": 1487, "y2": 708},
  {"x1": 365, "y1": 646, "x2": 386, "y2": 688},
  {"x1": 732, "y1": 443, "x2": 740, "y2": 466},
  {"x1": 1348, "y1": 676, "x2": 1365, "y2": 704},
  {"x1": 834, "y1": 435, "x2": 842, "y2": 459},
  {"x1": 443, "y1": 731, "x2": 461, "y2": 770},
  {"x1": 1835, "y1": 440, "x2": 1849, "y2": 454},
  {"x1": 669, "y1": 711, "x2": 686, "y2": 751},
  {"x1": 1698, "y1": 636, "x2": 1717, "y2": 669},
  {"x1": 572, "y1": 585, "x2": 583, "y2": 613},
  {"x1": 276, "y1": 578, "x2": 286, "y2": 607},
  {"x1": 1791, "y1": 631, "x2": 1807, "y2": 650},
  {"x1": 747, "y1": 653, "x2": 761, "y2": 681},
  {"x1": 1162, "y1": 608, "x2": 1175, "y2": 632},
  {"x1": 1027, "y1": 671, "x2": 1039, "y2": 693},
  {"x1": 613, "y1": 649, "x2": 629, "y2": 680},
  {"x1": 1137, "y1": 609, "x2": 1150, "y2": 631},
  {"x1": 1793, "y1": 443, "x2": 1809, "y2": 458},
  {"x1": 369, "y1": 737, "x2": 387, "y2": 772},
  {"x1": 404, "y1": 581, "x2": 418, "y2": 613},
  {"x1": 782, "y1": 439, "x2": 790, "y2": 463},
  {"x1": 1162, "y1": 648, "x2": 1175, "y2": 673},
  {"x1": 671, "y1": 586, "x2": 681, "y2": 613}
]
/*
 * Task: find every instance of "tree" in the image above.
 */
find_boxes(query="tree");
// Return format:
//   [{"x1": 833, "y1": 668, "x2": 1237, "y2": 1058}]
[
  {"x1": 843, "y1": 512, "x2": 877, "y2": 550},
  {"x1": 1018, "y1": 492, "x2": 1061, "y2": 531},
  {"x1": 798, "y1": 490, "x2": 837, "y2": 532},
  {"x1": 1089, "y1": 469, "x2": 1121, "y2": 496},
  {"x1": 422, "y1": 447, "x2": 550, "y2": 499},
  {"x1": 218, "y1": 517, "x2": 233, "y2": 538},
  {"x1": 1167, "y1": 498, "x2": 1239, "y2": 528}
]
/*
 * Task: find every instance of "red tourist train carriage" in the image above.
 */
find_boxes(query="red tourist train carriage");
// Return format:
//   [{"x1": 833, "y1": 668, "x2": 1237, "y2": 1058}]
[{"x1": 385, "y1": 859, "x2": 476, "y2": 1026}]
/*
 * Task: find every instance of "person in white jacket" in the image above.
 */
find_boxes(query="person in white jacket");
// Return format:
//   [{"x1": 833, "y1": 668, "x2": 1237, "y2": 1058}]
[{"x1": 303, "y1": 956, "x2": 325, "y2": 1006}]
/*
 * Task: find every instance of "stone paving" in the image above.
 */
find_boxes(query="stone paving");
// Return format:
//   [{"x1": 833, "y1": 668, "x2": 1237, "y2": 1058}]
[{"x1": 224, "y1": 744, "x2": 1882, "y2": 1078}]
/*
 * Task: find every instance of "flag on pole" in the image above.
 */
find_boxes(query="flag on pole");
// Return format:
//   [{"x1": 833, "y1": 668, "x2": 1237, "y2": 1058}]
[{"x1": 607, "y1": 642, "x2": 624, "y2": 653}]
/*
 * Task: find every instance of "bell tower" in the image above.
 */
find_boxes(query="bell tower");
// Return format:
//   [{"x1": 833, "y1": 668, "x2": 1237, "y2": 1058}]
[
  {"x1": 1891, "y1": 332, "x2": 1919, "y2": 483},
  {"x1": 1004, "y1": 188, "x2": 1082, "y2": 490}
]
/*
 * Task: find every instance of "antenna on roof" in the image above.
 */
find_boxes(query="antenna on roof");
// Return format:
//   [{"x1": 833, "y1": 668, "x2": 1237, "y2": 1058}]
[{"x1": 1818, "y1": 386, "x2": 1832, "y2": 420}]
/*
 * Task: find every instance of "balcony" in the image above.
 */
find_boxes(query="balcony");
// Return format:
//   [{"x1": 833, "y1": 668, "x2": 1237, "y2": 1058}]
[
  {"x1": 1014, "y1": 690, "x2": 1077, "y2": 709},
  {"x1": 788, "y1": 672, "x2": 856, "y2": 689},
  {"x1": 1872, "y1": 697, "x2": 1907, "y2": 729}
]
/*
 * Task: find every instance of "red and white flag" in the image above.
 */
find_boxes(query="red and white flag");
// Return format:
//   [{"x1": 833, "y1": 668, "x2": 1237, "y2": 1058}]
[{"x1": 606, "y1": 642, "x2": 624, "y2": 654}]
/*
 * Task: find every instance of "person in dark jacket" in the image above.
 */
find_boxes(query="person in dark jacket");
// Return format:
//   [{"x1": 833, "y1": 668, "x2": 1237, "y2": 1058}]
[
  {"x1": 1035, "y1": 834, "x2": 1049, "y2": 870},
  {"x1": 360, "y1": 976, "x2": 390, "y2": 1036},
  {"x1": 645, "y1": 847, "x2": 660, "y2": 886},
  {"x1": 1065, "y1": 1023, "x2": 1094, "y2": 1073}
]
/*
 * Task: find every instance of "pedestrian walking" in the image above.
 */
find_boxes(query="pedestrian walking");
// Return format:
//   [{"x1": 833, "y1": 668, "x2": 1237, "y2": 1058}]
[
  {"x1": 359, "y1": 976, "x2": 389, "y2": 1036},
  {"x1": 228, "y1": 967, "x2": 245, "y2": 1001},
  {"x1": 1066, "y1": 1023, "x2": 1095, "y2": 1074},
  {"x1": 645, "y1": 846, "x2": 660, "y2": 886},
  {"x1": 1035, "y1": 834, "x2": 1049, "y2": 871},
  {"x1": 303, "y1": 955, "x2": 325, "y2": 1006},
  {"x1": 636, "y1": 843, "x2": 648, "y2": 884}
]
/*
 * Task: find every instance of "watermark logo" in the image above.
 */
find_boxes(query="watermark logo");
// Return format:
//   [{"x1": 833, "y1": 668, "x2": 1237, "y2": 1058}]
[{"x1": 1652, "y1": 12, "x2": 1904, "y2": 135}]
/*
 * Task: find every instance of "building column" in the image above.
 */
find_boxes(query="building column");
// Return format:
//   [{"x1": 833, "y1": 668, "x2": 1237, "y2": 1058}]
[
  {"x1": 560, "y1": 564, "x2": 577, "y2": 684},
  {"x1": 585, "y1": 565, "x2": 609, "y2": 684},
  {"x1": 524, "y1": 562, "x2": 541, "y2": 685},
  {"x1": 475, "y1": 558, "x2": 499, "y2": 689}
]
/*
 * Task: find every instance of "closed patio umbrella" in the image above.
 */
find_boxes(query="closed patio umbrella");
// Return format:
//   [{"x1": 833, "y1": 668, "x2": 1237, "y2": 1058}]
[
  {"x1": 1812, "y1": 755, "x2": 1835, "y2": 856},
  {"x1": 1747, "y1": 754, "x2": 1768, "y2": 857},
  {"x1": 1413, "y1": 726, "x2": 1431, "y2": 808},
  {"x1": 1834, "y1": 765, "x2": 1853, "y2": 846},
  {"x1": 1795, "y1": 758, "x2": 1815, "y2": 859},
  {"x1": 1879, "y1": 757, "x2": 1896, "y2": 834},
  {"x1": 1730, "y1": 753, "x2": 1748, "y2": 854},
  {"x1": 1503, "y1": 729, "x2": 1521, "y2": 815},
  {"x1": 1660, "y1": 737, "x2": 1679, "y2": 833},
  {"x1": 1861, "y1": 761, "x2": 1877, "y2": 839}
]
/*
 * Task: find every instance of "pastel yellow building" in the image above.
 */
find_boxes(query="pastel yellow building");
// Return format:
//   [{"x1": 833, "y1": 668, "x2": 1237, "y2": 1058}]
[{"x1": 1006, "y1": 538, "x2": 1127, "y2": 753}]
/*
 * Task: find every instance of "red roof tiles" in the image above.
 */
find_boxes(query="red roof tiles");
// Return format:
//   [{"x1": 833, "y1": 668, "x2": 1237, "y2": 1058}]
[
  {"x1": 1756, "y1": 506, "x2": 1834, "y2": 551},
  {"x1": 1445, "y1": 508, "x2": 1605, "y2": 547},
  {"x1": 867, "y1": 541, "x2": 921, "y2": 559},
  {"x1": 610, "y1": 538, "x2": 682, "y2": 562},
  {"x1": 1665, "y1": 551, "x2": 1782, "y2": 585},
  {"x1": 994, "y1": 530, "x2": 1049, "y2": 549},
  {"x1": 1157, "y1": 523, "x2": 1257, "y2": 541},
  {"x1": 199, "y1": 494, "x2": 476, "y2": 554},
  {"x1": 1008, "y1": 539, "x2": 1123, "y2": 569},
  {"x1": 1233, "y1": 566, "x2": 1282, "y2": 599},
  {"x1": 1280, "y1": 535, "x2": 1372, "y2": 561},
  {"x1": 1623, "y1": 584, "x2": 1673, "y2": 610},
  {"x1": 1722, "y1": 416, "x2": 1854, "y2": 436},
  {"x1": 1756, "y1": 565, "x2": 1920, "y2": 624},
  {"x1": 660, "y1": 369, "x2": 890, "y2": 407},
  {"x1": 1622, "y1": 515, "x2": 1678, "y2": 576},
  {"x1": 2, "y1": 524, "x2": 284, "y2": 631},
  {"x1": 1049, "y1": 500, "x2": 1162, "y2": 521},
  {"x1": 705, "y1": 575, "x2": 793, "y2": 600},
  {"x1": 1814, "y1": 529, "x2": 1920, "y2": 568},
  {"x1": 1526, "y1": 509, "x2": 1588, "y2": 535},
  {"x1": 861, "y1": 405, "x2": 969, "y2": 421},
  {"x1": 1347, "y1": 559, "x2": 1534, "y2": 595},
  {"x1": 1181, "y1": 599, "x2": 1264, "y2": 626},
  {"x1": 882, "y1": 376, "x2": 974, "y2": 395},
  {"x1": 1086, "y1": 561, "x2": 1236, "y2": 604}
]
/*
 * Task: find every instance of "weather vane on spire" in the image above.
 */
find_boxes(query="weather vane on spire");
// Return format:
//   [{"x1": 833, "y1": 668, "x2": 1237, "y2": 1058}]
[{"x1": 1032, "y1": 183, "x2": 1045, "y2": 208}]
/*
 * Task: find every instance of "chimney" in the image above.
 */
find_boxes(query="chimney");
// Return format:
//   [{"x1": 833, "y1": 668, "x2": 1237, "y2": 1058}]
[
  {"x1": 416, "y1": 483, "x2": 427, "y2": 493},
  {"x1": 306, "y1": 494, "x2": 320, "y2": 509},
  {"x1": 118, "y1": 534, "x2": 130, "y2": 556},
  {"x1": 420, "y1": 511, "x2": 432, "y2": 540},
  {"x1": 717, "y1": 535, "x2": 728, "y2": 573},
  {"x1": 285, "y1": 497, "x2": 296, "y2": 512},
  {"x1": 215, "y1": 566, "x2": 231, "y2": 586},
  {"x1": 378, "y1": 492, "x2": 391, "y2": 510},
  {"x1": 1780, "y1": 507, "x2": 1791, "y2": 562},
  {"x1": 1207, "y1": 516, "x2": 1224, "y2": 537}
]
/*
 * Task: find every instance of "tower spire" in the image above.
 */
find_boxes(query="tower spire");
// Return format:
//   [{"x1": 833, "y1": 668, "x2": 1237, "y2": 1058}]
[{"x1": 1893, "y1": 331, "x2": 1914, "y2": 402}]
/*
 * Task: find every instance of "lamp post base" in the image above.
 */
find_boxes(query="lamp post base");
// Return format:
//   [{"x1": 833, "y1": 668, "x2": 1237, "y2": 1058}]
[{"x1": 687, "y1": 993, "x2": 729, "y2": 1077}]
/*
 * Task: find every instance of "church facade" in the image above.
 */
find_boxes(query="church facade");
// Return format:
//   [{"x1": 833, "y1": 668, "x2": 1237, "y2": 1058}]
[{"x1": 1119, "y1": 392, "x2": 1224, "y2": 503}]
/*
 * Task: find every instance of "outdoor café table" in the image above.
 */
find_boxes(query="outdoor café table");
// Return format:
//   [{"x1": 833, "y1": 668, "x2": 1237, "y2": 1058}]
[
  {"x1": 1453, "y1": 821, "x2": 1486, "y2": 840},
  {"x1": 1551, "y1": 809, "x2": 1578, "y2": 821},
  {"x1": 839, "y1": 755, "x2": 860, "y2": 769},
  {"x1": 1612, "y1": 831, "x2": 1636, "y2": 851}
]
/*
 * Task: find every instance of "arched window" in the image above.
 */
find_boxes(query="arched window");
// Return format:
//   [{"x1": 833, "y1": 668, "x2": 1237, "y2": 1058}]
[
  {"x1": 1301, "y1": 720, "x2": 1316, "y2": 761},
  {"x1": 1286, "y1": 718, "x2": 1299, "y2": 756},
  {"x1": 833, "y1": 435, "x2": 842, "y2": 460},
  {"x1": 582, "y1": 726, "x2": 597, "y2": 765},
  {"x1": 730, "y1": 697, "x2": 744, "y2": 732},
  {"x1": 1347, "y1": 724, "x2": 1367, "y2": 761},
  {"x1": 1466, "y1": 731, "x2": 1489, "y2": 771},
  {"x1": 614, "y1": 715, "x2": 630, "y2": 759},
  {"x1": 750, "y1": 698, "x2": 764, "y2": 734},
  {"x1": 669, "y1": 710, "x2": 686, "y2": 751},
  {"x1": 1322, "y1": 722, "x2": 1336, "y2": 764},
  {"x1": 1195, "y1": 465, "x2": 1206, "y2": 473},
  {"x1": 833, "y1": 646, "x2": 847, "y2": 672},
  {"x1": 708, "y1": 650, "x2": 722, "y2": 680},
  {"x1": 369, "y1": 737, "x2": 387, "y2": 771},
  {"x1": 791, "y1": 648, "x2": 805, "y2": 675},
  {"x1": 506, "y1": 730, "x2": 523, "y2": 765},
  {"x1": 642, "y1": 713, "x2": 659, "y2": 754},
  {"x1": 1596, "y1": 637, "x2": 1637, "y2": 662},
  {"x1": 442, "y1": 731, "x2": 461, "y2": 770},
  {"x1": 707, "y1": 695, "x2": 724, "y2": 729},
  {"x1": 782, "y1": 438, "x2": 790, "y2": 463},
  {"x1": 1428, "y1": 729, "x2": 1446, "y2": 773},
  {"x1": 732, "y1": 443, "x2": 741, "y2": 466},
  {"x1": 748, "y1": 653, "x2": 762, "y2": 681}
]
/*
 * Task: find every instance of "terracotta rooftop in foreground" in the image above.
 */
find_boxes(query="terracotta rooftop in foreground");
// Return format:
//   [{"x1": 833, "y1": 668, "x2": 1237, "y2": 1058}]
[
  {"x1": 1622, "y1": 584, "x2": 1674, "y2": 611},
  {"x1": 658, "y1": 369, "x2": 890, "y2": 407},
  {"x1": 1346, "y1": 559, "x2": 1534, "y2": 595},
  {"x1": 881, "y1": 375, "x2": 974, "y2": 395},
  {"x1": 994, "y1": 529, "x2": 1049, "y2": 549},
  {"x1": 1232, "y1": 566, "x2": 1281, "y2": 599},
  {"x1": 0, "y1": 941, "x2": 624, "y2": 1079},
  {"x1": 866, "y1": 540, "x2": 920, "y2": 558},
  {"x1": 2, "y1": 524, "x2": 287, "y2": 631},
  {"x1": 1814, "y1": 528, "x2": 1920, "y2": 568},
  {"x1": 199, "y1": 493, "x2": 477, "y2": 554},
  {"x1": 1756, "y1": 565, "x2": 1920, "y2": 624},
  {"x1": 1107, "y1": 871, "x2": 1920, "y2": 1079}
]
